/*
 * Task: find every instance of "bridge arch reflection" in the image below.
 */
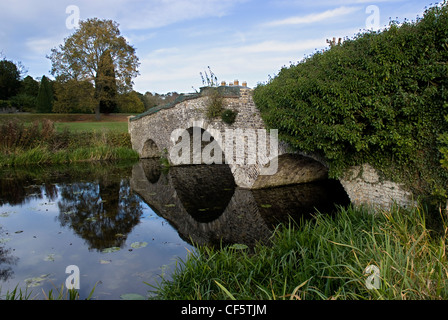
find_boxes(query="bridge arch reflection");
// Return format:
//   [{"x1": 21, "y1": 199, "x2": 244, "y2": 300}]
[{"x1": 131, "y1": 159, "x2": 350, "y2": 248}]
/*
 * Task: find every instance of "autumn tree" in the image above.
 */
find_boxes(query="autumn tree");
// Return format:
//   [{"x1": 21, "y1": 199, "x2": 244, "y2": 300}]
[
  {"x1": 48, "y1": 18, "x2": 139, "y2": 119},
  {"x1": 53, "y1": 79, "x2": 96, "y2": 113},
  {"x1": 117, "y1": 91, "x2": 145, "y2": 113}
]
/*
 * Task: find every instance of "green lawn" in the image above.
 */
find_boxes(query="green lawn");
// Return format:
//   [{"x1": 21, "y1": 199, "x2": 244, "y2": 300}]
[
  {"x1": 55, "y1": 121, "x2": 129, "y2": 133},
  {"x1": 0, "y1": 113, "x2": 132, "y2": 133}
]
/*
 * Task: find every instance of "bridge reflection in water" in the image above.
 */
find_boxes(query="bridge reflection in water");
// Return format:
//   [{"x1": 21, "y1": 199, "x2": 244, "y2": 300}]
[{"x1": 131, "y1": 160, "x2": 350, "y2": 248}]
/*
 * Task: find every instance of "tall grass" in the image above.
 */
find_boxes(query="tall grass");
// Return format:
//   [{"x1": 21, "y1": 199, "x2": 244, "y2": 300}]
[
  {"x1": 0, "y1": 119, "x2": 139, "y2": 166},
  {"x1": 1, "y1": 282, "x2": 99, "y2": 300},
  {"x1": 152, "y1": 204, "x2": 448, "y2": 300}
]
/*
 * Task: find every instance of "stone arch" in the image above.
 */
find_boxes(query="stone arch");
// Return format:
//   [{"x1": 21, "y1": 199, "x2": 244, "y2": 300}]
[
  {"x1": 141, "y1": 139, "x2": 160, "y2": 159},
  {"x1": 252, "y1": 153, "x2": 329, "y2": 189},
  {"x1": 169, "y1": 125, "x2": 226, "y2": 165}
]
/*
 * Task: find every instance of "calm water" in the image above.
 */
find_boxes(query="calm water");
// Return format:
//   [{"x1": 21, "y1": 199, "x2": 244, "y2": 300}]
[{"x1": 0, "y1": 160, "x2": 349, "y2": 300}]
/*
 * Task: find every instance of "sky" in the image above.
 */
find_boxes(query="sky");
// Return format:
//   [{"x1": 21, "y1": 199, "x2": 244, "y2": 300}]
[{"x1": 0, "y1": 0, "x2": 429, "y2": 94}]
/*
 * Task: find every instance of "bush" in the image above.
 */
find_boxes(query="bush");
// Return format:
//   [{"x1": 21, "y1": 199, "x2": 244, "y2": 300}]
[
  {"x1": 0, "y1": 119, "x2": 56, "y2": 152},
  {"x1": 253, "y1": 2, "x2": 448, "y2": 204},
  {"x1": 9, "y1": 93, "x2": 37, "y2": 112},
  {"x1": 221, "y1": 109, "x2": 238, "y2": 125},
  {"x1": 117, "y1": 91, "x2": 145, "y2": 113}
]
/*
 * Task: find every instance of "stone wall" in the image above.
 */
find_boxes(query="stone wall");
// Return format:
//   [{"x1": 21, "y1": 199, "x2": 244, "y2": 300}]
[{"x1": 339, "y1": 163, "x2": 415, "y2": 209}]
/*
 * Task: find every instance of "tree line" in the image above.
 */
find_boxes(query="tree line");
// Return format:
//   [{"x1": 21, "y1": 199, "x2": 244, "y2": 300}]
[{"x1": 0, "y1": 18, "x2": 178, "y2": 116}]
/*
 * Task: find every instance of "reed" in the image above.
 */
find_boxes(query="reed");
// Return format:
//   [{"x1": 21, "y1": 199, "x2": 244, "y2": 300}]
[{"x1": 151, "y1": 204, "x2": 448, "y2": 300}]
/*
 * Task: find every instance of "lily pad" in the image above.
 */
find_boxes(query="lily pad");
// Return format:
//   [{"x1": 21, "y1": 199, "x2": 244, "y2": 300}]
[
  {"x1": 130, "y1": 241, "x2": 148, "y2": 249},
  {"x1": 102, "y1": 247, "x2": 121, "y2": 253},
  {"x1": 164, "y1": 204, "x2": 175, "y2": 207},
  {"x1": 44, "y1": 254, "x2": 55, "y2": 262},
  {"x1": 24, "y1": 274, "x2": 51, "y2": 287},
  {"x1": 0, "y1": 238, "x2": 11, "y2": 244},
  {"x1": 0, "y1": 211, "x2": 16, "y2": 218},
  {"x1": 260, "y1": 204, "x2": 272, "y2": 208},
  {"x1": 99, "y1": 259, "x2": 111, "y2": 264},
  {"x1": 120, "y1": 293, "x2": 146, "y2": 300}
]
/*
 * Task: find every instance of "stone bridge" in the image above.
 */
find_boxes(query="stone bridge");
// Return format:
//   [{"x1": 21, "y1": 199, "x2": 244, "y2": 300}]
[
  {"x1": 130, "y1": 159, "x2": 348, "y2": 247},
  {"x1": 128, "y1": 85, "x2": 414, "y2": 209}
]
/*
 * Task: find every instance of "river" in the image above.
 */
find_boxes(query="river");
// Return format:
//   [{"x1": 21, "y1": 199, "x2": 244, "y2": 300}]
[{"x1": 0, "y1": 159, "x2": 349, "y2": 300}]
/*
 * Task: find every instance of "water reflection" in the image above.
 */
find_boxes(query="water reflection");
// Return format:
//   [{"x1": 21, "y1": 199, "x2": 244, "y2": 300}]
[
  {"x1": 0, "y1": 161, "x2": 350, "y2": 253},
  {"x1": 0, "y1": 163, "x2": 145, "y2": 252},
  {"x1": 0, "y1": 160, "x2": 350, "y2": 299},
  {"x1": 132, "y1": 159, "x2": 350, "y2": 248},
  {"x1": 0, "y1": 225, "x2": 18, "y2": 282},
  {"x1": 57, "y1": 178, "x2": 144, "y2": 251}
]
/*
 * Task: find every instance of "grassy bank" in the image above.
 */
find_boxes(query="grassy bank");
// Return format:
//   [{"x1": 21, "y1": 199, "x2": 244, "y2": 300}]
[
  {"x1": 0, "y1": 117, "x2": 139, "y2": 167},
  {"x1": 152, "y1": 204, "x2": 448, "y2": 300}
]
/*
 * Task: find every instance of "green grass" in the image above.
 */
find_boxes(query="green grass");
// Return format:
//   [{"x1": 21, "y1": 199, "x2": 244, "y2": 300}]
[
  {"x1": 0, "y1": 113, "x2": 134, "y2": 123},
  {"x1": 0, "y1": 146, "x2": 139, "y2": 167},
  {"x1": 55, "y1": 121, "x2": 129, "y2": 133},
  {"x1": 151, "y1": 204, "x2": 448, "y2": 300}
]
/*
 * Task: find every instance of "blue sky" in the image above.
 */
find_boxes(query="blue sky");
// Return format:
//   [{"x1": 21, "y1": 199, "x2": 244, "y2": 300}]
[{"x1": 0, "y1": 0, "x2": 429, "y2": 94}]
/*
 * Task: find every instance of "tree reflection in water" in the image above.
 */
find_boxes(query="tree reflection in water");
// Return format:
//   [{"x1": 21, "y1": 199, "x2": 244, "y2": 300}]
[
  {"x1": 57, "y1": 178, "x2": 144, "y2": 251},
  {"x1": 0, "y1": 163, "x2": 145, "y2": 253},
  {"x1": 0, "y1": 226, "x2": 18, "y2": 282}
]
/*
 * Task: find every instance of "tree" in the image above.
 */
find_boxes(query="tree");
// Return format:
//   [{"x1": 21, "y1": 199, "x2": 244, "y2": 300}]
[
  {"x1": 117, "y1": 91, "x2": 145, "y2": 113},
  {"x1": 0, "y1": 59, "x2": 21, "y2": 100},
  {"x1": 20, "y1": 75, "x2": 39, "y2": 97},
  {"x1": 53, "y1": 79, "x2": 96, "y2": 113},
  {"x1": 47, "y1": 18, "x2": 140, "y2": 119},
  {"x1": 36, "y1": 75, "x2": 54, "y2": 113},
  {"x1": 96, "y1": 50, "x2": 118, "y2": 114},
  {"x1": 10, "y1": 75, "x2": 40, "y2": 112}
]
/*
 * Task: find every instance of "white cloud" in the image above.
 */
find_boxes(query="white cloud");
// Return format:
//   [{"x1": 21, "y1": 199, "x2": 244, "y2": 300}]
[
  {"x1": 25, "y1": 36, "x2": 64, "y2": 56},
  {"x1": 264, "y1": 6, "x2": 361, "y2": 27},
  {"x1": 115, "y1": 0, "x2": 246, "y2": 30},
  {"x1": 133, "y1": 36, "x2": 328, "y2": 93}
]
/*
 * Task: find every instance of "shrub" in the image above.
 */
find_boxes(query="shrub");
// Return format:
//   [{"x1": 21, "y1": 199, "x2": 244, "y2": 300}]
[
  {"x1": 221, "y1": 109, "x2": 238, "y2": 125},
  {"x1": 0, "y1": 119, "x2": 56, "y2": 152},
  {"x1": 253, "y1": 2, "x2": 448, "y2": 204}
]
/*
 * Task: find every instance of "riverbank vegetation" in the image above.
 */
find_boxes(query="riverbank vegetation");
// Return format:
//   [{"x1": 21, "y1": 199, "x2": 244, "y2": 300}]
[
  {"x1": 152, "y1": 204, "x2": 448, "y2": 300},
  {"x1": 253, "y1": 2, "x2": 448, "y2": 207},
  {"x1": 0, "y1": 117, "x2": 138, "y2": 167}
]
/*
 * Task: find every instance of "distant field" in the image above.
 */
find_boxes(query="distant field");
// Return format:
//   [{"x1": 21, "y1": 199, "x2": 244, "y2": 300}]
[
  {"x1": 55, "y1": 121, "x2": 129, "y2": 133},
  {"x1": 0, "y1": 113, "x2": 133, "y2": 133}
]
